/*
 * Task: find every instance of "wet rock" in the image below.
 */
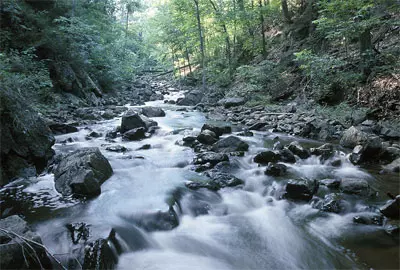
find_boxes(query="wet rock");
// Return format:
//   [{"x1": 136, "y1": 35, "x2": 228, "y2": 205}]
[
  {"x1": 278, "y1": 148, "x2": 296, "y2": 163},
  {"x1": 349, "y1": 136, "x2": 382, "y2": 164},
  {"x1": 330, "y1": 159, "x2": 342, "y2": 167},
  {"x1": 193, "y1": 152, "x2": 229, "y2": 167},
  {"x1": 340, "y1": 126, "x2": 368, "y2": 149},
  {"x1": 283, "y1": 179, "x2": 319, "y2": 201},
  {"x1": 140, "y1": 115, "x2": 158, "y2": 130},
  {"x1": 141, "y1": 107, "x2": 166, "y2": 117},
  {"x1": 186, "y1": 171, "x2": 244, "y2": 191},
  {"x1": 105, "y1": 145, "x2": 128, "y2": 153},
  {"x1": 380, "y1": 196, "x2": 400, "y2": 219},
  {"x1": 248, "y1": 122, "x2": 267, "y2": 131},
  {"x1": 86, "y1": 131, "x2": 102, "y2": 139},
  {"x1": 48, "y1": 122, "x2": 78, "y2": 135},
  {"x1": 253, "y1": 150, "x2": 281, "y2": 165},
  {"x1": 120, "y1": 111, "x2": 146, "y2": 133},
  {"x1": 380, "y1": 127, "x2": 400, "y2": 140},
  {"x1": 134, "y1": 207, "x2": 179, "y2": 232},
  {"x1": 310, "y1": 143, "x2": 335, "y2": 161},
  {"x1": 83, "y1": 234, "x2": 119, "y2": 270},
  {"x1": 54, "y1": 147, "x2": 113, "y2": 197},
  {"x1": 137, "y1": 144, "x2": 151, "y2": 150},
  {"x1": 320, "y1": 178, "x2": 341, "y2": 189},
  {"x1": 105, "y1": 130, "x2": 118, "y2": 139},
  {"x1": 0, "y1": 215, "x2": 52, "y2": 269},
  {"x1": 380, "y1": 146, "x2": 400, "y2": 162},
  {"x1": 237, "y1": 130, "x2": 254, "y2": 136},
  {"x1": 353, "y1": 214, "x2": 384, "y2": 225},
  {"x1": 217, "y1": 97, "x2": 246, "y2": 108},
  {"x1": 211, "y1": 136, "x2": 249, "y2": 153},
  {"x1": 122, "y1": 127, "x2": 146, "y2": 141},
  {"x1": 339, "y1": 178, "x2": 370, "y2": 196},
  {"x1": 197, "y1": 130, "x2": 218, "y2": 145},
  {"x1": 265, "y1": 163, "x2": 287, "y2": 176},
  {"x1": 66, "y1": 222, "x2": 90, "y2": 244},
  {"x1": 381, "y1": 158, "x2": 400, "y2": 173},
  {"x1": 321, "y1": 193, "x2": 345, "y2": 213},
  {"x1": 201, "y1": 124, "x2": 231, "y2": 137},
  {"x1": 287, "y1": 141, "x2": 310, "y2": 159}
]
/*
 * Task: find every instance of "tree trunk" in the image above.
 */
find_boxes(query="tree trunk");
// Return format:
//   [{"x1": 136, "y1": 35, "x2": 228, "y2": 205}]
[
  {"x1": 359, "y1": 29, "x2": 373, "y2": 77},
  {"x1": 259, "y1": 0, "x2": 267, "y2": 57},
  {"x1": 281, "y1": 0, "x2": 292, "y2": 23},
  {"x1": 185, "y1": 47, "x2": 192, "y2": 74},
  {"x1": 193, "y1": 0, "x2": 206, "y2": 90}
]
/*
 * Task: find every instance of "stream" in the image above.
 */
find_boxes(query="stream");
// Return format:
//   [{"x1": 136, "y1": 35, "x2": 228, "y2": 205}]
[{"x1": 2, "y1": 90, "x2": 399, "y2": 269}]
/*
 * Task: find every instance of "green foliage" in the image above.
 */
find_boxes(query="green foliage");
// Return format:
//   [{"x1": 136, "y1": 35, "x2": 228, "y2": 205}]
[{"x1": 294, "y1": 49, "x2": 361, "y2": 104}]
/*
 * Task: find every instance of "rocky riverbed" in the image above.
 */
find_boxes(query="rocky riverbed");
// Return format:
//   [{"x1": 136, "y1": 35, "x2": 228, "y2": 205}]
[{"x1": 1, "y1": 80, "x2": 399, "y2": 269}]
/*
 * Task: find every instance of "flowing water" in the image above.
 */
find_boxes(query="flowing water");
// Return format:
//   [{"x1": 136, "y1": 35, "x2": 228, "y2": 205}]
[{"x1": 2, "y1": 91, "x2": 399, "y2": 269}]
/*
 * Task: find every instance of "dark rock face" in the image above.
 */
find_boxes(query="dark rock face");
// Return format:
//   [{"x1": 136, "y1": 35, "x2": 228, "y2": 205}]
[
  {"x1": 122, "y1": 127, "x2": 146, "y2": 141},
  {"x1": 287, "y1": 141, "x2": 310, "y2": 159},
  {"x1": 339, "y1": 178, "x2": 370, "y2": 196},
  {"x1": 120, "y1": 111, "x2": 146, "y2": 133},
  {"x1": 278, "y1": 149, "x2": 296, "y2": 163},
  {"x1": 254, "y1": 151, "x2": 281, "y2": 164},
  {"x1": 217, "y1": 97, "x2": 246, "y2": 108},
  {"x1": 1, "y1": 91, "x2": 55, "y2": 186},
  {"x1": 54, "y1": 147, "x2": 113, "y2": 197},
  {"x1": 0, "y1": 215, "x2": 52, "y2": 269},
  {"x1": 353, "y1": 214, "x2": 384, "y2": 225},
  {"x1": 201, "y1": 124, "x2": 231, "y2": 137},
  {"x1": 186, "y1": 171, "x2": 244, "y2": 191},
  {"x1": 212, "y1": 136, "x2": 249, "y2": 153},
  {"x1": 141, "y1": 107, "x2": 166, "y2": 117},
  {"x1": 380, "y1": 196, "x2": 400, "y2": 219},
  {"x1": 284, "y1": 179, "x2": 319, "y2": 201},
  {"x1": 197, "y1": 130, "x2": 218, "y2": 145},
  {"x1": 310, "y1": 143, "x2": 335, "y2": 161},
  {"x1": 349, "y1": 136, "x2": 382, "y2": 164},
  {"x1": 265, "y1": 163, "x2": 287, "y2": 176},
  {"x1": 320, "y1": 178, "x2": 341, "y2": 189},
  {"x1": 381, "y1": 158, "x2": 400, "y2": 173}
]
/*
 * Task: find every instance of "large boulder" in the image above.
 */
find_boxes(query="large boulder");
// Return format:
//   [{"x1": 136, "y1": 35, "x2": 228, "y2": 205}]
[
  {"x1": 283, "y1": 179, "x2": 319, "y2": 201},
  {"x1": 54, "y1": 147, "x2": 113, "y2": 197},
  {"x1": 0, "y1": 215, "x2": 52, "y2": 269},
  {"x1": 339, "y1": 178, "x2": 370, "y2": 196},
  {"x1": 211, "y1": 136, "x2": 249, "y2": 153},
  {"x1": 186, "y1": 171, "x2": 243, "y2": 191},
  {"x1": 0, "y1": 91, "x2": 55, "y2": 186},
  {"x1": 381, "y1": 158, "x2": 400, "y2": 173},
  {"x1": 48, "y1": 122, "x2": 78, "y2": 135},
  {"x1": 120, "y1": 111, "x2": 146, "y2": 133},
  {"x1": 265, "y1": 163, "x2": 287, "y2": 176},
  {"x1": 141, "y1": 107, "x2": 166, "y2": 117},
  {"x1": 349, "y1": 136, "x2": 382, "y2": 164},
  {"x1": 217, "y1": 97, "x2": 246, "y2": 108},
  {"x1": 193, "y1": 152, "x2": 229, "y2": 167},
  {"x1": 340, "y1": 126, "x2": 368, "y2": 148},
  {"x1": 177, "y1": 90, "x2": 203, "y2": 106},
  {"x1": 132, "y1": 207, "x2": 179, "y2": 232}
]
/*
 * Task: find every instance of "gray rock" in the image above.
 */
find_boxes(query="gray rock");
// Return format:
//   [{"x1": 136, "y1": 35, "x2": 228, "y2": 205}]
[
  {"x1": 321, "y1": 193, "x2": 345, "y2": 213},
  {"x1": 193, "y1": 152, "x2": 229, "y2": 166},
  {"x1": 212, "y1": 136, "x2": 249, "y2": 153},
  {"x1": 310, "y1": 143, "x2": 335, "y2": 161},
  {"x1": 287, "y1": 141, "x2": 310, "y2": 159},
  {"x1": 353, "y1": 214, "x2": 384, "y2": 225},
  {"x1": 48, "y1": 122, "x2": 79, "y2": 135},
  {"x1": 320, "y1": 178, "x2": 341, "y2": 189},
  {"x1": 381, "y1": 158, "x2": 400, "y2": 173},
  {"x1": 201, "y1": 124, "x2": 231, "y2": 137},
  {"x1": 133, "y1": 207, "x2": 179, "y2": 232},
  {"x1": 254, "y1": 150, "x2": 281, "y2": 164},
  {"x1": 284, "y1": 179, "x2": 319, "y2": 201},
  {"x1": 54, "y1": 147, "x2": 113, "y2": 197},
  {"x1": 105, "y1": 145, "x2": 128, "y2": 152},
  {"x1": 0, "y1": 215, "x2": 51, "y2": 269},
  {"x1": 380, "y1": 196, "x2": 400, "y2": 219},
  {"x1": 120, "y1": 111, "x2": 146, "y2": 133},
  {"x1": 339, "y1": 178, "x2": 370, "y2": 196},
  {"x1": 177, "y1": 90, "x2": 203, "y2": 106},
  {"x1": 218, "y1": 97, "x2": 246, "y2": 108},
  {"x1": 248, "y1": 122, "x2": 267, "y2": 131},
  {"x1": 197, "y1": 130, "x2": 218, "y2": 145},
  {"x1": 340, "y1": 126, "x2": 368, "y2": 148},
  {"x1": 141, "y1": 107, "x2": 166, "y2": 117},
  {"x1": 186, "y1": 171, "x2": 244, "y2": 191},
  {"x1": 265, "y1": 163, "x2": 287, "y2": 176},
  {"x1": 123, "y1": 127, "x2": 146, "y2": 141}
]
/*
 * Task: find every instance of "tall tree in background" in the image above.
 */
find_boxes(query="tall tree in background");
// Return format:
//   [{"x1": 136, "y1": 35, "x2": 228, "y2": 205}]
[{"x1": 193, "y1": 0, "x2": 206, "y2": 90}]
